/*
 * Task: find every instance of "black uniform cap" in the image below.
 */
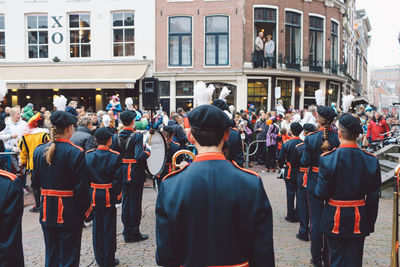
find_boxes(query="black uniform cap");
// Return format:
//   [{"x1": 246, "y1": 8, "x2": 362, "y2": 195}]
[
  {"x1": 317, "y1": 106, "x2": 336, "y2": 121},
  {"x1": 120, "y1": 110, "x2": 137, "y2": 125},
  {"x1": 339, "y1": 114, "x2": 363, "y2": 136},
  {"x1": 188, "y1": 105, "x2": 231, "y2": 130},
  {"x1": 163, "y1": 125, "x2": 175, "y2": 134},
  {"x1": 303, "y1": 123, "x2": 317, "y2": 133},
  {"x1": 50, "y1": 111, "x2": 78, "y2": 128},
  {"x1": 212, "y1": 99, "x2": 229, "y2": 111},
  {"x1": 94, "y1": 127, "x2": 114, "y2": 141},
  {"x1": 290, "y1": 122, "x2": 303, "y2": 136}
]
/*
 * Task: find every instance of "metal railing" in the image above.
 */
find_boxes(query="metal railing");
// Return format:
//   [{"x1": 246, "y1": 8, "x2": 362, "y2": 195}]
[{"x1": 245, "y1": 140, "x2": 266, "y2": 168}]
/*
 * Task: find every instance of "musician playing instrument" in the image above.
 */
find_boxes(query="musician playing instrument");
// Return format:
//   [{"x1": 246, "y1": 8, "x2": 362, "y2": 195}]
[
  {"x1": 156, "y1": 104, "x2": 275, "y2": 267},
  {"x1": 86, "y1": 127, "x2": 124, "y2": 267},
  {"x1": 32, "y1": 111, "x2": 91, "y2": 267},
  {"x1": 111, "y1": 110, "x2": 151, "y2": 243},
  {"x1": 315, "y1": 114, "x2": 381, "y2": 267}
]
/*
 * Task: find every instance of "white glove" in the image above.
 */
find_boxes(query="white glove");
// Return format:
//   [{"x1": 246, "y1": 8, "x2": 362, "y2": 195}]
[{"x1": 145, "y1": 144, "x2": 152, "y2": 152}]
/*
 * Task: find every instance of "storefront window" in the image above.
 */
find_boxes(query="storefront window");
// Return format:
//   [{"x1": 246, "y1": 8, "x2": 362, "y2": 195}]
[
  {"x1": 27, "y1": 14, "x2": 48, "y2": 59},
  {"x1": 176, "y1": 81, "x2": 193, "y2": 96},
  {"x1": 304, "y1": 81, "x2": 319, "y2": 108},
  {"x1": 176, "y1": 98, "x2": 193, "y2": 112},
  {"x1": 159, "y1": 81, "x2": 170, "y2": 97},
  {"x1": 19, "y1": 89, "x2": 53, "y2": 110},
  {"x1": 285, "y1": 11, "x2": 301, "y2": 69},
  {"x1": 205, "y1": 15, "x2": 229, "y2": 66},
  {"x1": 0, "y1": 15, "x2": 5, "y2": 59},
  {"x1": 169, "y1": 16, "x2": 192, "y2": 66},
  {"x1": 69, "y1": 13, "x2": 91, "y2": 58},
  {"x1": 309, "y1": 16, "x2": 324, "y2": 72},
  {"x1": 112, "y1": 11, "x2": 135, "y2": 57},
  {"x1": 207, "y1": 82, "x2": 236, "y2": 107},
  {"x1": 277, "y1": 80, "x2": 292, "y2": 110},
  {"x1": 247, "y1": 80, "x2": 268, "y2": 111},
  {"x1": 328, "y1": 83, "x2": 339, "y2": 105}
]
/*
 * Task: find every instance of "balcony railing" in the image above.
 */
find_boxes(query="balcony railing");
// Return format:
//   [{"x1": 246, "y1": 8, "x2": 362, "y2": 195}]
[
  {"x1": 278, "y1": 54, "x2": 301, "y2": 70},
  {"x1": 309, "y1": 58, "x2": 324, "y2": 73}
]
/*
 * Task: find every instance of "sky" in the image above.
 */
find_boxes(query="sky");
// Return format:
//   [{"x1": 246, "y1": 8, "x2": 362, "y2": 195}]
[{"x1": 356, "y1": 0, "x2": 400, "y2": 67}]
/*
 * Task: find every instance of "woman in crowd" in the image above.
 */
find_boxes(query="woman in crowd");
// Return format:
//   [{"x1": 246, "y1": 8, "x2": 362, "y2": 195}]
[{"x1": 265, "y1": 116, "x2": 279, "y2": 172}]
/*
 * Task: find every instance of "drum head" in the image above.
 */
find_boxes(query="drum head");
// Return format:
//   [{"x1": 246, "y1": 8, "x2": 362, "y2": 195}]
[{"x1": 146, "y1": 131, "x2": 167, "y2": 176}]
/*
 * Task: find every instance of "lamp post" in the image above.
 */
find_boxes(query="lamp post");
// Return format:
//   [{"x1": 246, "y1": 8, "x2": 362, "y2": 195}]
[{"x1": 328, "y1": 88, "x2": 333, "y2": 105}]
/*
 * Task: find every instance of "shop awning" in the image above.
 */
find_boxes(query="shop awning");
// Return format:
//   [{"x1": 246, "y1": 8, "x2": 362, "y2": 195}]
[
  {"x1": 352, "y1": 97, "x2": 369, "y2": 105},
  {"x1": 0, "y1": 62, "x2": 149, "y2": 89}
]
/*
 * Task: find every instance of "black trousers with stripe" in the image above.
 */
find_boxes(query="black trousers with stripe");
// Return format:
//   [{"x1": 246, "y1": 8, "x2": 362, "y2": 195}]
[{"x1": 93, "y1": 207, "x2": 117, "y2": 267}]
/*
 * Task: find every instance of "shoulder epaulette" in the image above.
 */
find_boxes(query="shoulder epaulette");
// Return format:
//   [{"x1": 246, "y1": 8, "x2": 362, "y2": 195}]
[
  {"x1": 109, "y1": 149, "x2": 120, "y2": 155},
  {"x1": 68, "y1": 142, "x2": 84, "y2": 152},
  {"x1": 321, "y1": 147, "x2": 337, "y2": 157},
  {"x1": 230, "y1": 127, "x2": 239, "y2": 132},
  {"x1": 162, "y1": 164, "x2": 190, "y2": 182},
  {"x1": 85, "y1": 148, "x2": 95, "y2": 154},
  {"x1": 0, "y1": 170, "x2": 17, "y2": 181},
  {"x1": 231, "y1": 161, "x2": 260, "y2": 178},
  {"x1": 307, "y1": 131, "x2": 318, "y2": 136},
  {"x1": 171, "y1": 140, "x2": 180, "y2": 146},
  {"x1": 296, "y1": 142, "x2": 304, "y2": 147},
  {"x1": 362, "y1": 149, "x2": 377, "y2": 158}
]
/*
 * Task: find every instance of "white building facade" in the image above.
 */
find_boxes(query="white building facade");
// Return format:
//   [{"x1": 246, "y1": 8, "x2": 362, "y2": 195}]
[{"x1": 0, "y1": 0, "x2": 155, "y2": 111}]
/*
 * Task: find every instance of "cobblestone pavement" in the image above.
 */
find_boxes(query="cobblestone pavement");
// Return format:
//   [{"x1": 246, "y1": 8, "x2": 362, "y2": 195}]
[{"x1": 23, "y1": 167, "x2": 392, "y2": 266}]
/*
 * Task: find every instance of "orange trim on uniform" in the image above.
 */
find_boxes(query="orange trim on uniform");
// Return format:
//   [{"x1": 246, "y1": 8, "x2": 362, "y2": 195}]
[
  {"x1": 91, "y1": 183, "x2": 113, "y2": 207},
  {"x1": 286, "y1": 162, "x2": 291, "y2": 179},
  {"x1": 97, "y1": 146, "x2": 110, "y2": 150},
  {"x1": 171, "y1": 140, "x2": 180, "y2": 146},
  {"x1": 41, "y1": 189, "x2": 74, "y2": 197},
  {"x1": 162, "y1": 164, "x2": 189, "y2": 181},
  {"x1": 311, "y1": 167, "x2": 319, "y2": 173},
  {"x1": 0, "y1": 170, "x2": 17, "y2": 181},
  {"x1": 362, "y1": 149, "x2": 377, "y2": 158},
  {"x1": 122, "y1": 158, "x2": 137, "y2": 182},
  {"x1": 321, "y1": 148, "x2": 337, "y2": 157},
  {"x1": 41, "y1": 189, "x2": 73, "y2": 224},
  {"x1": 42, "y1": 196, "x2": 47, "y2": 222},
  {"x1": 328, "y1": 199, "x2": 366, "y2": 234},
  {"x1": 85, "y1": 205, "x2": 93, "y2": 219},
  {"x1": 232, "y1": 161, "x2": 260, "y2": 178},
  {"x1": 57, "y1": 197, "x2": 64, "y2": 223},
  {"x1": 123, "y1": 127, "x2": 134, "y2": 131},
  {"x1": 55, "y1": 138, "x2": 84, "y2": 152},
  {"x1": 194, "y1": 152, "x2": 226, "y2": 162},
  {"x1": 122, "y1": 159, "x2": 137, "y2": 163},
  {"x1": 291, "y1": 137, "x2": 300, "y2": 140},
  {"x1": 144, "y1": 150, "x2": 150, "y2": 157},
  {"x1": 108, "y1": 149, "x2": 120, "y2": 155},
  {"x1": 127, "y1": 164, "x2": 131, "y2": 181},
  {"x1": 299, "y1": 168, "x2": 308, "y2": 187},
  {"x1": 117, "y1": 192, "x2": 122, "y2": 201},
  {"x1": 92, "y1": 188, "x2": 96, "y2": 206},
  {"x1": 180, "y1": 261, "x2": 249, "y2": 267},
  {"x1": 339, "y1": 144, "x2": 358, "y2": 148}
]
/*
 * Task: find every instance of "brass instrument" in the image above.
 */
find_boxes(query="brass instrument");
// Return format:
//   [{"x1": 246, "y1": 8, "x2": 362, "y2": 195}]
[
  {"x1": 172, "y1": 150, "x2": 195, "y2": 172},
  {"x1": 391, "y1": 164, "x2": 400, "y2": 267}
]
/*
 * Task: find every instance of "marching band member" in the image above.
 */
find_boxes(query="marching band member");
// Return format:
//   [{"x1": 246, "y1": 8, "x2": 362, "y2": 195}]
[
  {"x1": 291, "y1": 123, "x2": 317, "y2": 242},
  {"x1": 300, "y1": 107, "x2": 340, "y2": 267},
  {"x1": 0, "y1": 118, "x2": 24, "y2": 267},
  {"x1": 111, "y1": 110, "x2": 151, "y2": 243},
  {"x1": 86, "y1": 127, "x2": 124, "y2": 267},
  {"x1": 315, "y1": 114, "x2": 381, "y2": 267},
  {"x1": 155, "y1": 125, "x2": 180, "y2": 188},
  {"x1": 156, "y1": 104, "x2": 275, "y2": 266},
  {"x1": 32, "y1": 111, "x2": 91, "y2": 267},
  {"x1": 278, "y1": 122, "x2": 303, "y2": 222}
]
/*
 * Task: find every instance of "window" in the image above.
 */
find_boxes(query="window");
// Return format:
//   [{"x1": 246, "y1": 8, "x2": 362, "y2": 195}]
[
  {"x1": 285, "y1": 11, "x2": 301, "y2": 69},
  {"x1": 112, "y1": 11, "x2": 135, "y2": 57},
  {"x1": 205, "y1": 16, "x2": 229, "y2": 66},
  {"x1": 169, "y1": 16, "x2": 192, "y2": 66},
  {"x1": 159, "y1": 81, "x2": 170, "y2": 116},
  {"x1": 0, "y1": 15, "x2": 4, "y2": 59},
  {"x1": 277, "y1": 79, "x2": 292, "y2": 109},
  {"x1": 69, "y1": 13, "x2": 91, "y2": 58},
  {"x1": 176, "y1": 81, "x2": 193, "y2": 96},
  {"x1": 27, "y1": 14, "x2": 48, "y2": 58},
  {"x1": 304, "y1": 81, "x2": 319, "y2": 107},
  {"x1": 331, "y1": 21, "x2": 339, "y2": 73},
  {"x1": 327, "y1": 83, "x2": 339, "y2": 105},
  {"x1": 309, "y1": 16, "x2": 324, "y2": 72},
  {"x1": 247, "y1": 80, "x2": 268, "y2": 111}
]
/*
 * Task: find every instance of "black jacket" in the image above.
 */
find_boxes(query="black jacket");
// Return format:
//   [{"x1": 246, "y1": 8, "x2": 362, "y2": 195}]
[
  {"x1": 70, "y1": 126, "x2": 96, "y2": 152},
  {"x1": 168, "y1": 120, "x2": 188, "y2": 148}
]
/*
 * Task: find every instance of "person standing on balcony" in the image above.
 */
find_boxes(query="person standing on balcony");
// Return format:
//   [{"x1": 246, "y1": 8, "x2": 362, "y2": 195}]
[
  {"x1": 265, "y1": 35, "x2": 275, "y2": 69},
  {"x1": 254, "y1": 31, "x2": 264, "y2": 68}
]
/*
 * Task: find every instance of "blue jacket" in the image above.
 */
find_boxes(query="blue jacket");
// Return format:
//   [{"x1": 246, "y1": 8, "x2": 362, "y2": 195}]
[
  {"x1": 32, "y1": 139, "x2": 91, "y2": 228},
  {"x1": 158, "y1": 139, "x2": 181, "y2": 180},
  {"x1": 291, "y1": 142, "x2": 308, "y2": 188},
  {"x1": 0, "y1": 170, "x2": 24, "y2": 267},
  {"x1": 85, "y1": 146, "x2": 124, "y2": 209},
  {"x1": 168, "y1": 120, "x2": 188, "y2": 148},
  {"x1": 278, "y1": 137, "x2": 303, "y2": 182},
  {"x1": 315, "y1": 145, "x2": 381, "y2": 238},
  {"x1": 111, "y1": 128, "x2": 151, "y2": 183},
  {"x1": 156, "y1": 152, "x2": 275, "y2": 267},
  {"x1": 227, "y1": 127, "x2": 244, "y2": 167}
]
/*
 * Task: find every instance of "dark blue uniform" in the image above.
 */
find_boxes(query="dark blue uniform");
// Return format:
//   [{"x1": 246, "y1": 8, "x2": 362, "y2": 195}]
[
  {"x1": 85, "y1": 146, "x2": 124, "y2": 267},
  {"x1": 32, "y1": 139, "x2": 91, "y2": 267},
  {"x1": 0, "y1": 170, "x2": 24, "y2": 267},
  {"x1": 156, "y1": 153, "x2": 275, "y2": 267},
  {"x1": 227, "y1": 127, "x2": 244, "y2": 167},
  {"x1": 315, "y1": 144, "x2": 381, "y2": 267},
  {"x1": 111, "y1": 127, "x2": 151, "y2": 241},
  {"x1": 156, "y1": 139, "x2": 180, "y2": 187},
  {"x1": 278, "y1": 137, "x2": 302, "y2": 221},
  {"x1": 300, "y1": 129, "x2": 340, "y2": 266},
  {"x1": 291, "y1": 142, "x2": 310, "y2": 240}
]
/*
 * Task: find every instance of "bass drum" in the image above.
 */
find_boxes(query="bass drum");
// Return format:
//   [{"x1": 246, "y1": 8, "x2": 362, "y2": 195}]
[{"x1": 143, "y1": 130, "x2": 167, "y2": 176}]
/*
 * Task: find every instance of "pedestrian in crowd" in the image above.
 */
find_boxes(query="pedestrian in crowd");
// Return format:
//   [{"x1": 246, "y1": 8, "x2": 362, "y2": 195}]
[
  {"x1": 254, "y1": 112, "x2": 267, "y2": 165},
  {"x1": 281, "y1": 113, "x2": 291, "y2": 134},
  {"x1": 266, "y1": 116, "x2": 279, "y2": 172},
  {"x1": 315, "y1": 114, "x2": 381, "y2": 267},
  {"x1": 301, "y1": 105, "x2": 318, "y2": 126},
  {"x1": 21, "y1": 103, "x2": 34, "y2": 122},
  {"x1": 177, "y1": 107, "x2": 190, "y2": 130},
  {"x1": 86, "y1": 127, "x2": 124, "y2": 267},
  {"x1": 0, "y1": 104, "x2": 7, "y2": 120},
  {"x1": 0, "y1": 117, "x2": 24, "y2": 267},
  {"x1": 254, "y1": 31, "x2": 264, "y2": 68},
  {"x1": 32, "y1": 111, "x2": 91, "y2": 267},
  {"x1": 66, "y1": 101, "x2": 79, "y2": 117},
  {"x1": 106, "y1": 96, "x2": 122, "y2": 122},
  {"x1": 18, "y1": 113, "x2": 50, "y2": 212},
  {"x1": 70, "y1": 116, "x2": 97, "y2": 152},
  {"x1": 111, "y1": 110, "x2": 151, "y2": 243},
  {"x1": 278, "y1": 122, "x2": 303, "y2": 222},
  {"x1": 0, "y1": 107, "x2": 27, "y2": 179},
  {"x1": 276, "y1": 100, "x2": 286, "y2": 117},
  {"x1": 291, "y1": 123, "x2": 317, "y2": 242},
  {"x1": 40, "y1": 107, "x2": 46, "y2": 113},
  {"x1": 366, "y1": 112, "x2": 390, "y2": 142},
  {"x1": 156, "y1": 104, "x2": 275, "y2": 266},
  {"x1": 43, "y1": 111, "x2": 52, "y2": 130},
  {"x1": 300, "y1": 106, "x2": 340, "y2": 267},
  {"x1": 168, "y1": 113, "x2": 188, "y2": 148},
  {"x1": 265, "y1": 34, "x2": 275, "y2": 69},
  {"x1": 91, "y1": 113, "x2": 100, "y2": 133}
]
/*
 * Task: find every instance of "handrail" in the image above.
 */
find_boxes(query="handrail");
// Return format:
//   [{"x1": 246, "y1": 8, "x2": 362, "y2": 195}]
[{"x1": 245, "y1": 140, "x2": 266, "y2": 168}]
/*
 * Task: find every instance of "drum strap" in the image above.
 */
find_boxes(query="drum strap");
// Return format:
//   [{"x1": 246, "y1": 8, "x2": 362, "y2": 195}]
[{"x1": 117, "y1": 133, "x2": 136, "y2": 158}]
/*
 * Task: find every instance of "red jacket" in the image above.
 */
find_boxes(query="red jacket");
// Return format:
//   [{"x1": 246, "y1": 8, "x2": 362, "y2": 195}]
[{"x1": 367, "y1": 119, "x2": 390, "y2": 141}]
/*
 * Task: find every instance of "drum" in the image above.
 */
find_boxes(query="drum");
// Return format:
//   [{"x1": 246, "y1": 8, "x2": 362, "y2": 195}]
[{"x1": 144, "y1": 130, "x2": 167, "y2": 176}]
